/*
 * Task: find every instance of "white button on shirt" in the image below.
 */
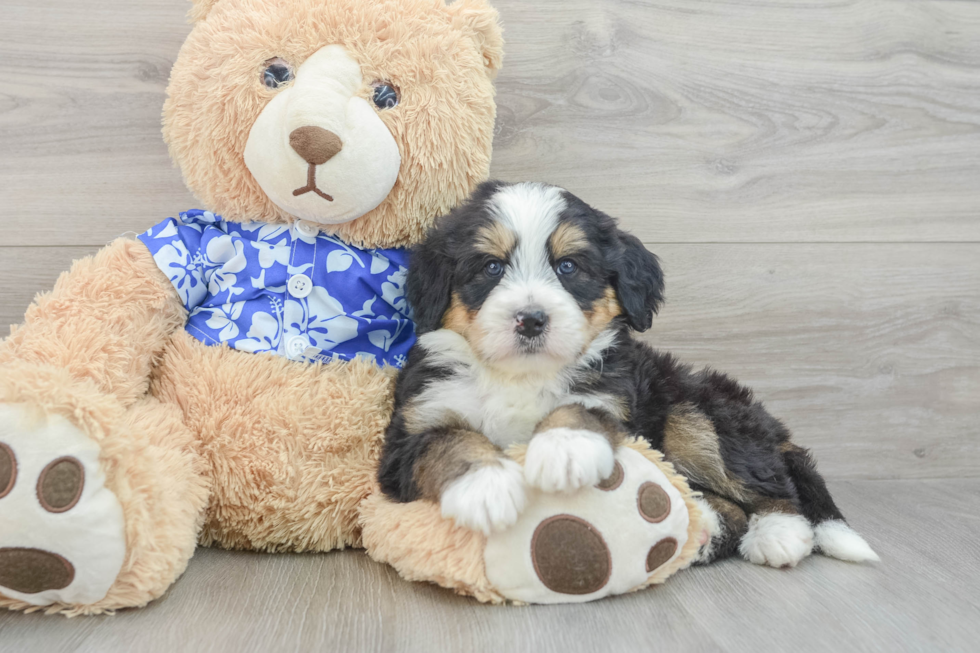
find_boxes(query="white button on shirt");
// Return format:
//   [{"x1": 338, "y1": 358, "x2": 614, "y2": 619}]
[
  {"x1": 287, "y1": 335, "x2": 311, "y2": 359},
  {"x1": 295, "y1": 221, "x2": 320, "y2": 238},
  {"x1": 288, "y1": 274, "x2": 313, "y2": 298}
]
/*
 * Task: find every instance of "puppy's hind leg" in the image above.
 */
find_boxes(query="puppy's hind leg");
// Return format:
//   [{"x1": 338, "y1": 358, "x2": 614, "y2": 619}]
[{"x1": 782, "y1": 443, "x2": 879, "y2": 563}]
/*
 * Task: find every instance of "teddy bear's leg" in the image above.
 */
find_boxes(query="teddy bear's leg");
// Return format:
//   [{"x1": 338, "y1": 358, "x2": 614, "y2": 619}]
[
  {"x1": 0, "y1": 398, "x2": 209, "y2": 614},
  {"x1": 0, "y1": 238, "x2": 202, "y2": 613}
]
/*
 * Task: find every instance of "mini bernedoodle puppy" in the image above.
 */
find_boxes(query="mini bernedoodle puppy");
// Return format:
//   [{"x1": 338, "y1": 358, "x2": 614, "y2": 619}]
[{"x1": 378, "y1": 181, "x2": 879, "y2": 568}]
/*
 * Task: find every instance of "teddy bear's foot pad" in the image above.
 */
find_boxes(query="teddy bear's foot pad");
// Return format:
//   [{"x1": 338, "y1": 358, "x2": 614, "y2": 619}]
[
  {"x1": 0, "y1": 405, "x2": 126, "y2": 606},
  {"x1": 486, "y1": 445, "x2": 691, "y2": 604},
  {"x1": 0, "y1": 548, "x2": 75, "y2": 594}
]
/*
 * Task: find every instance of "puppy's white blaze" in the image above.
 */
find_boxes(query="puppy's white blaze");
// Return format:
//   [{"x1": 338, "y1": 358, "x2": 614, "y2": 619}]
[
  {"x1": 478, "y1": 183, "x2": 590, "y2": 367},
  {"x1": 692, "y1": 497, "x2": 723, "y2": 564},
  {"x1": 439, "y1": 460, "x2": 527, "y2": 535},
  {"x1": 488, "y1": 183, "x2": 566, "y2": 264},
  {"x1": 739, "y1": 513, "x2": 814, "y2": 568},
  {"x1": 814, "y1": 520, "x2": 880, "y2": 562},
  {"x1": 524, "y1": 428, "x2": 615, "y2": 494}
]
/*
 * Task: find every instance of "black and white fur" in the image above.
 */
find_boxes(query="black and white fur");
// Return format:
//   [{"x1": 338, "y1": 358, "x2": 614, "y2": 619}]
[{"x1": 378, "y1": 181, "x2": 878, "y2": 567}]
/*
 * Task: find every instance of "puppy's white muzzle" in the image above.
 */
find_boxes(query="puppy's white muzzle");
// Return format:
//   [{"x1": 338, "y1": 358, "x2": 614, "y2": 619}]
[{"x1": 476, "y1": 278, "x2": 589, "y2": 372}]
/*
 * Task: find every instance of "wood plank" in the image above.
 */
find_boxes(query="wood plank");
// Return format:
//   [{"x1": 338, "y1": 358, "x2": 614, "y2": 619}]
[
  {"x1": 2, "y1": 0, "x2": 980, "y2": 246},
  {"x1": 491, "y1": 0, "x2": 980, "y2": 243},
  {"x1": 2, "y1": 243, "x2": 977, "y2": 481},
  {"x1": 0, "y1": 0, "x2": 196, "y2": 247},
  {"x1": 1, "y1": 479, "x2": 976, "y2": 652}
]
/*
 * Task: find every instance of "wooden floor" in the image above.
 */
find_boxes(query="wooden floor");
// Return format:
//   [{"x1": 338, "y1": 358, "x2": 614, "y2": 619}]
[
  {"x1": 1, "y1": 0, "x2": 978, "y2": 650},
  {"x1": 2, "y1": 480, "x2": 978, "y2": 652}
]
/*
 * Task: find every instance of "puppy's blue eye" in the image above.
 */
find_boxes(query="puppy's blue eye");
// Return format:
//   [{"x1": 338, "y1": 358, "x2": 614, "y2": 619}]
[
  {"x1": 485, "y1": 260, "x2": 504, "y2": 277},
  {"x1": 262, "y1": 58, "x2": 294, "y2": 89},
  {"x1": 372, "y1": 82, "x2": 399, "y2": 109},
  {"x1": 556, "y1": 259, "x2": 578, "y2": 275}
]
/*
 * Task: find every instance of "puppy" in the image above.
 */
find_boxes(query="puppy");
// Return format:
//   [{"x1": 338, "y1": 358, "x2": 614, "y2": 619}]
[{"x1": 378, "y1": 181, "x2": 878, "y2": 568}]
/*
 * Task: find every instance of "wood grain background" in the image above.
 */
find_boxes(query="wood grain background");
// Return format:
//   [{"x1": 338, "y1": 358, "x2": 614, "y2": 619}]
[{"x1": 1, "y1": 1, "x2": 979, "y2": 649}]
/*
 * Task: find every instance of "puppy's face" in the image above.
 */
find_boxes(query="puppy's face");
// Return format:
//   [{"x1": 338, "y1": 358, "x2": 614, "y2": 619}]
[{"x1": 409, "y1": 182, "x2": 665, "y2": 374}]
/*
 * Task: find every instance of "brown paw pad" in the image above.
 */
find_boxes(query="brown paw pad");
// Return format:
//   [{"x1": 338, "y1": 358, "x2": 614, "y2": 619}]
[
  {"x1": 531, "y1": 515, "x2": 611, "y2": 595},
  {"x1": 646, "y1": 537, "x2": 679, "y2": 572},
  {"x1": 596, "y1": 461, "x2": 624, "y2": 491},
  {"x1": 0, "y1": 547, "x2": 75, "y2": 594},
  {"x1": 637, "y1": 481, "x2": 671, "y2": 523},
  {"x1": 0, "y1": 443, "x2": 15, "y2": 499},
  {"x1": 37, "y1": 456, "x2": 84, "y2": 513}
]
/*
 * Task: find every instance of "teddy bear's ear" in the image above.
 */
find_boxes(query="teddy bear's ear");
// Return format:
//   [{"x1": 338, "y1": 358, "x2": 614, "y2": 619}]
[
  {"x1": 446, "y1": 0, "x2": 504, "y2": 76},
  {"x1": 188, "y1": 0, "x2": 221, "y2": 22}
]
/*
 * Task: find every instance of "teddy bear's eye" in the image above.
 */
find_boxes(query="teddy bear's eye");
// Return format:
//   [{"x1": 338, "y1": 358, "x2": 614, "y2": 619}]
[
  {"x1": 262, "y1": 58, "x2": 294, "y2": 89},
  {"x1": 371, "y1": 82, "x2": 399, "y2": 110}
]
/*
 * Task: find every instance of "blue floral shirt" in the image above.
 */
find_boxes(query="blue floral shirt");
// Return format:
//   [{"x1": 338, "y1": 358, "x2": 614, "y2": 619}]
[{"x1": 138, "y1": 210, "x2": 416, "y2": 368}]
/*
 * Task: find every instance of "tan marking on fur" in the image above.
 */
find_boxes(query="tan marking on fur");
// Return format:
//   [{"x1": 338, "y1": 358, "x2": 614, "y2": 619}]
[
  {"x1": 475, "y1": 221, "x2": 516, "y2": 259},
  {"x1": 442, "y1": 293, "x2": 476, "y2": 336},
  {"x1": 442, "y1": 292, "x2": 490, "y2": 357},
  {"x1": 584, "y1": 287, "x2": 623, "y2": 340},
  {"x1": 413, "y1": 429, "x2": 502, "y2": 501},
  {"x1": 702, "y1": 492, "x2": 749, "y2": 537},
  {"x1": 662, "y1": 403, "x2": 748, "y2": 502},
  {"x1": 534, "y1": 404, "x2": 624, "y2": 449},
  {"x1": 750, "y1": 497, "x2": 800, "y2": 516},
  {"x1": 549, "y1": 222, "x2": 589, "y2": 259}
]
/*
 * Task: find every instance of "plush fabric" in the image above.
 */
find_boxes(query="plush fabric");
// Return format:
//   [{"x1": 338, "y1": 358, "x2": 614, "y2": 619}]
[
  {"x1": 360, "y1": 439, "x2": 701, "y2": 604},
  {"x1": 165, "y1": 0, "x2": 503, "y2": 249}
]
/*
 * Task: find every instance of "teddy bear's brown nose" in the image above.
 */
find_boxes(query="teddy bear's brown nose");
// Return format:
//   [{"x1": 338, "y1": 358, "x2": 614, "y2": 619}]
[{"x1": 289, "y1": 126, "x2": 343, "y2": 165}]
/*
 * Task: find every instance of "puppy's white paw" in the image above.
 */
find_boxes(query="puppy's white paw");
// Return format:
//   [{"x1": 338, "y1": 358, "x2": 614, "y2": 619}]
[
  {"x1": 815, "y1": 520, "x2": 880, "y2": 562},
  {"x1": 739, "y1": 513, "x2": 814, "y2": 568},
  {"x1": 692, "y1": 497, "x2": 723, "y2": 564},
  {"x1": 440, "y1": 460, "x2": 527, "y2": 535},
  {"x1": 524, "y1": 428, "x2": 615, "y2": 493}
]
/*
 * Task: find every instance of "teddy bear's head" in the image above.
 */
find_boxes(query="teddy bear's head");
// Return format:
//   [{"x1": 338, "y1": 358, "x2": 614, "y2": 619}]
[{"x1": 164, "y1": 0, "x2": 502, "y2": 248}]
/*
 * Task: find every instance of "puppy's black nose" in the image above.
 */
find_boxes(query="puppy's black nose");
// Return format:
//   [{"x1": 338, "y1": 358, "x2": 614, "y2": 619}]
[{"x1": 515, "y1": 310, "x2": 549, "y2": 338}]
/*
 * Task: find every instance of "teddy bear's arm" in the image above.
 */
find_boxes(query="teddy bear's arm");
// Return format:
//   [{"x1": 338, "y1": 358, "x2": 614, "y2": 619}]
[{"x1": 0, "y1": 238, "x2": 187, "y2": 415}]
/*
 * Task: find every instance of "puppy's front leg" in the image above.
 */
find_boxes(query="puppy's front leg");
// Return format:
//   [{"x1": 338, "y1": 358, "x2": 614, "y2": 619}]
[
  {"x1": 415, "y1": 427, "x2": 527, "y2": 535},
  {"x1": 525, "y1": 404, "x2": 624, "y2": 493}
]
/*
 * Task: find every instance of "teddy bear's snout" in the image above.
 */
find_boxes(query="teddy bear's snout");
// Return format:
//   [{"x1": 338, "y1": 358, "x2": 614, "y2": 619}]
[{"x1": 289, "y1": 126, "x2": 343, "y2": 166}]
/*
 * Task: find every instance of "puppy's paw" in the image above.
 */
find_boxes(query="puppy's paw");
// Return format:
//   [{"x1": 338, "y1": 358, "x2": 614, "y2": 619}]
[
  {"x1": 739, "y1": 513, "x2": 814, "y2": 568},
  {"x1": 440, "y1": 459, "x2": 527, "y2": 535},
  {"x1": 524, "y1": 428, "x2": 615, "y2": 494}
]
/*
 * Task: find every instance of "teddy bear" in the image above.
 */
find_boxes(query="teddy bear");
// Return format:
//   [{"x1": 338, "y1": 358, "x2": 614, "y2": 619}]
[{"x1": 0, "y1": 0, "x2": 700, "y2": 614}]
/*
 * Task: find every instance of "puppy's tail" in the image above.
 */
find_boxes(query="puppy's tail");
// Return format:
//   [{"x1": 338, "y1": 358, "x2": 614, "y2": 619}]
[{"x1": 782, "y1": 443, "x2": 880, "y2": 563}]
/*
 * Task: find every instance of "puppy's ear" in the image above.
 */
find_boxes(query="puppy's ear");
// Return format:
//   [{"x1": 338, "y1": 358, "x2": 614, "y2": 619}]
[
  {"x1": 611, "y1": 231, "x2": 664, "y2": 332},
  {"x1": 407, "y1": 223, "x2": 454, "y2": 334}
]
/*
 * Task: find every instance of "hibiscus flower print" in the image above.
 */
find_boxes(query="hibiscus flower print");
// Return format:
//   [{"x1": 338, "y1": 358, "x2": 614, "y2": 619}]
[
  {"x1": 200, "y1": 301, "x2": 245, "y2": 341},
  {"x1": 152, "y1": 240, "x2": 208, "y2": 308}
]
